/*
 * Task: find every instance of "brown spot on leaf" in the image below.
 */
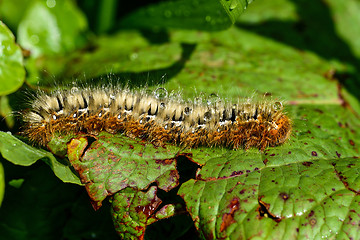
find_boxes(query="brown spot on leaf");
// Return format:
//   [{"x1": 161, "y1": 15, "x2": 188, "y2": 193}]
[
  {"x1": 263, "y1": 158, "x2": 269, "y2": 165},
  {"x1": 155, "y1": 159, "x2": 175, "y2": 165},
  {"x1": 230, "y1": 170, "x2": 244, "y2": 177},
  {"x1": 220, "y1": 198, "x2": 240, "y2": 232},
  {"x1": 309, "y1": 218, "x2": 317, "y2": 227},
  {"x1": 135, "y1": 197, "x2": 161, "y2": 218},
  {"x1": 129, "y1": 144, "x2": 134, "y2": 149},
  {"x1": 302, "y1": 161, "x2": 313, "y2": 167},
  {"x1": 349, "y1": 139, "x2": 355, "y2": 146},
  {"x1": 279, "y1": 192, "x2": 290, "y2": 201},
  {"x1": 308, "y1": 210, "x2": 314, "y2": 217},
  {"x1": 311, "y1": 151, "x2": 317, "y2": 156},
  {"x1": 336, "y1": 151, "x2": 341, "y2": 158}
]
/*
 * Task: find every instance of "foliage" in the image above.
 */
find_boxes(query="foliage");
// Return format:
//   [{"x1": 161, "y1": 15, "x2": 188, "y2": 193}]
[{"x1": 0, "y1": 0, "x2": 360, "y2": 239}]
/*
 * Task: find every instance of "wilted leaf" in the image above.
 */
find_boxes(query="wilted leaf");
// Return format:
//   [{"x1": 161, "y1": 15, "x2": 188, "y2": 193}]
[{"x1": 111, "y1": 186, "x2": 175, "y2": 240}]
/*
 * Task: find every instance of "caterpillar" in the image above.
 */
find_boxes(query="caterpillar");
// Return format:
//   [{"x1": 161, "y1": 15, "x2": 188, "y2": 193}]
[{"x1": 22, "y1": 86, "x2": 291, "y2": 150}]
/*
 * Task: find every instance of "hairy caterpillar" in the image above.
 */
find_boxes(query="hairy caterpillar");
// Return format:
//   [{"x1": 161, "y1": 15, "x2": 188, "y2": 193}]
[{"x1": 22, "y1": 87, "x2": 291, "y2": 150}]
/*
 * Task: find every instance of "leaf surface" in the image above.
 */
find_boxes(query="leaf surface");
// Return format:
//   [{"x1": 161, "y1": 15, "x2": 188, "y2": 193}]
[
  {"x1": 0, "y1": 21, "x2": 25, "y2": 96},
  {"x1": 0, "y1": 131, "x2": 81, "y2": 185},
  {"x1": 65, "y1": 132, "x2": 180, "y2": 209}
]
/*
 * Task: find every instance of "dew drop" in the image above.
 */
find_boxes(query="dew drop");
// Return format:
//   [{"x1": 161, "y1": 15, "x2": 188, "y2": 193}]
[
  {"x1": 117, "y1": 114, "x2": 121, "y2": 119},
  {"x1": 129, "y1": 53, "x2": 138, "y2": 61},
  {"x1": 207, "y1": 93, "x2": 220, "y2": 106},
  {"x1": 229, "y1": 0, "x2": 238, "y2": 10},
  {"x1": 73, "y1": 113, "x2": 77, "y2": 118},
  {"x1": 154, "y1": 87, "x2": 168, "y2": 100},
  {"x1": 46, "y1": 0, "x2": 56, "y2": 8},
  {"x1": 71, "y1": 87, "x2": 79, "y2": 93},
  {"x1": 274, "y1": 102, "x2": 283, "y2": 111},
  {"x1": 184, "y1": 107, "x2": 192, "y2": 115},
  {"x1": 52, "y1": 115, "x2": 57, "y2": 120},
  {"x1": 204, "y1": 111, "x2": 212, "y2": 121}
]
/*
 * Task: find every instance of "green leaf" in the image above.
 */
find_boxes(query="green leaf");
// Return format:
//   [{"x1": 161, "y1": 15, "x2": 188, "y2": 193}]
[
  {"x1": 17, "y1": 0, "x2": 88, "y2": 58},
  {"x1": 179, "y1": 104, "x2": 360, "y2": 239},
  {"x1": 220, "y1": 0, "x2": 254, "y2": 23},
  {"x1": 0, "y1": 21, "x2": 25, "y2": 96},
  {"x1": 111, "y1": 187, "x2": 175, "y2": 240},
  {"x1": 0, "y1": 162, "x2": 4, "y2": 207},
  {"x1": 0, "y1": 131, "x2": 81, "y2": 185},
  {"x1": 118, "y1": 0, "x2": 234, "y2": 31},
  {"x1": 64, "y1": 132, "x2": 180, "y2": 209}
]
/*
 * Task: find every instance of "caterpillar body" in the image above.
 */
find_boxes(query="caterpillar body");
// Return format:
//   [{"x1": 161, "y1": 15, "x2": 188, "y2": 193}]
[{"x1": 22, "y1": 87, "x2": 291, "y2": 150}]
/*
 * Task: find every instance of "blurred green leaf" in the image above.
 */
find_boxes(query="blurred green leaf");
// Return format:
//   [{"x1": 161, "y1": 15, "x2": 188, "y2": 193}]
[
  {"x1": 119, "y1": 0, "x2": 234, "y2": 31},
  {"x1": 0, "y1": 162, "x2": 4, "y2": 207},
  {"x1": 0, "y1": 21, "x2": 25, "y2": 96},
  {"x1": 17, "y1": 0, "x2": 88, "y2": 58},
  {"x1": 0, "y1": 0, "x2": 32, "y2": 31},
  {"x1": 0, "y1": 96, "x2": 15, "y2": 128},
  {"x1": 0, "y1": 131, "x2": 81, "y2": 185}
]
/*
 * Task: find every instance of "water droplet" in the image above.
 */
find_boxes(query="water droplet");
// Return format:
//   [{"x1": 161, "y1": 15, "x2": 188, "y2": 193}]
[
  {"x1": 117, "y1": 114, "x2": 121, "y2": 119},
  {"x1": 204, "y1": 111, "x2": 212, "y2": 121},
  {"x1": 274, "y1": 102, "x2": 283, "y2": 111},
  {"x1": 71, "y1": 87, "x2": 79, "y2": 93},
  {"x1": 207, "y1": 93, "x2": 220, "y2": 106},
  {"x1": 229, "y1": 0, "x2": 238, "y2": 10},
  {"x1": 129, "y1": 53, "x2": 138, "y2": 61},
  {"x1": 243, "y1": 103, "x2": 252, "y2": 113},
  {"x1": 154, "y1": 87, "x2": 168, "y2": 99},
  {"x1": 46, "y1": 0, "x2": 56, "y2": 8},
  {"x1": 184, "y1": 107, "x2": 192, "y2": 115}
]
